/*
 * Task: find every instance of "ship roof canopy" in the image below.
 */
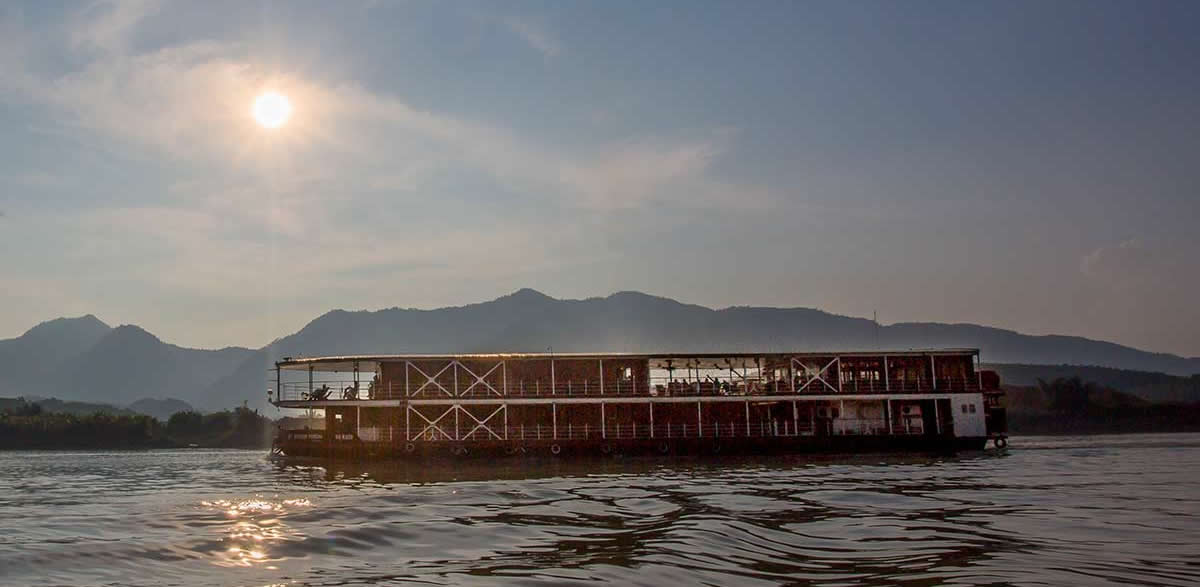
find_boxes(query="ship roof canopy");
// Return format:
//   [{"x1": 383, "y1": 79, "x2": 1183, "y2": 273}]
[{"x1": 276, "y1": 349, "x2": 980, "y2": 372}]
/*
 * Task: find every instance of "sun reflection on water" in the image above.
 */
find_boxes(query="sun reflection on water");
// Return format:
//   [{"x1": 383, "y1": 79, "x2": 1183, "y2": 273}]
[{"x1": 200, "y1": 497, "x2": 313, "y2": 568}]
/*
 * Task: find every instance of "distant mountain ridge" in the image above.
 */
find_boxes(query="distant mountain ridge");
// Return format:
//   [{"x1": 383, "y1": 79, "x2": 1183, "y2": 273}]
[
  {"x1": 0, "y1": 316, "x2": 252, "y2": 412},
  {"x1": 2, "y1": 289, "x2": 1197, "y2": 411}
]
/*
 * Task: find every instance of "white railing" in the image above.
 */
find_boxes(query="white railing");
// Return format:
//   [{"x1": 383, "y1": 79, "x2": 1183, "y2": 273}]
[{"x1": 275, "y1": 373, "x2": 984, "y2": 403}]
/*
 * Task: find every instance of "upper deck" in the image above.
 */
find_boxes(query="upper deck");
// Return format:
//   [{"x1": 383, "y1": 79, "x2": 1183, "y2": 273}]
[{"x1": 271, "y1": 349, "x2": 991, "y2": 407}]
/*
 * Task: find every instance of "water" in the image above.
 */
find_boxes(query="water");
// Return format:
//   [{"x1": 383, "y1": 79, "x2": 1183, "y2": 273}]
[{"x1": 1, "y1": 434, "x2": 1198, "y2": 586}]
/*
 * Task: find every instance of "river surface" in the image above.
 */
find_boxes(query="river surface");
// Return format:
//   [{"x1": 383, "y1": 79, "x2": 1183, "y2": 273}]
[{"x1": 1, "y1": 433, "x2": 1198, "y2": 586}]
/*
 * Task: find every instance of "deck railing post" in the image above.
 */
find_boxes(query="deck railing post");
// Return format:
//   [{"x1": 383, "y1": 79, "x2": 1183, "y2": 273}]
[
  {"x1": 697, "y1": 401, "x2": 702, "y2": 437},
  {"x1": 744, "y1": 400, "x2": 750, "y2": 437},
  {"x1": 649, "y1": 402, "x2": 654, "y2": 438},
  {"x1": 601, "y1": 402, "x2": 606, "y2": 439},
  {"x1": 552, "y1": 404, "x2": 557, "y2": 439},
  {"x1": 976, "y1": 352, "x2": 983, "y2": 390},
  {"x1": 599, "y1": 359, "x2": 604, "y2": 395}
]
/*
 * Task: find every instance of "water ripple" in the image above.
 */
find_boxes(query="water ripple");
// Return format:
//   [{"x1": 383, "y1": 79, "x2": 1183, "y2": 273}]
[{"x1": 1, "y1": 435, "x2": 1199, "y2": 586}]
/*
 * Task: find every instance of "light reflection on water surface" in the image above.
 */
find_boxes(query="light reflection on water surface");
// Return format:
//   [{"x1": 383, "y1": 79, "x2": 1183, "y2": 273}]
[{"x1": 1, "y1": 434, "x2": 1198, "y2": 586}]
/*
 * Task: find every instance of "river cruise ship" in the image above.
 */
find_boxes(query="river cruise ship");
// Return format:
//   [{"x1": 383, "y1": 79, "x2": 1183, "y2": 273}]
[{"x1": 269, "y1": 349, "x2": 1008, "y2": 459}]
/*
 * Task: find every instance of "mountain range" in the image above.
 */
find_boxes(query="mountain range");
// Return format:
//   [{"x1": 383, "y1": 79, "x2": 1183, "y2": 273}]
[{"x1": 2, "y1": 289, "x2": 1197, "y2": 412}]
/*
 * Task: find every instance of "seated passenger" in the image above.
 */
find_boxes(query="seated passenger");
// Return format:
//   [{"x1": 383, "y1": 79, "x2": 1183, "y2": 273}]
[{"x1": 308, "y1": 384, "x2": 331, "y2": 401}]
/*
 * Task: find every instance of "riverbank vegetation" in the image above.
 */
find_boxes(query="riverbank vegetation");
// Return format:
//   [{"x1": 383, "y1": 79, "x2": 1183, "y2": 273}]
[
  {"x1": 1005, "y1": 377, "x2": 1200, "y2": 434},
  {"x1": 0, "y1": 399, "x2": 272, "y2": 449}
]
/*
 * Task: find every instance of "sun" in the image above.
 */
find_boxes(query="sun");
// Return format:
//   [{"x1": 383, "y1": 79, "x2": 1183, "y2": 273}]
[{"x1": 252, "y1": 92, "x2": 292, "y2": 129}]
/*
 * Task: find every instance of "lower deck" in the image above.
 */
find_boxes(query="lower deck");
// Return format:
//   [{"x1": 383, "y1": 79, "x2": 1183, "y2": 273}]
[{"x1": 274, "y1": 393, "x2": 1001, "y2": 459}]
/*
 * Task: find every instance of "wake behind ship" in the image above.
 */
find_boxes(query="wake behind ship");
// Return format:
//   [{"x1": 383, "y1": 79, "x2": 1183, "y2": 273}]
[{"x1": 269, "y1": 349, "x2": 1008, "y2": 459}]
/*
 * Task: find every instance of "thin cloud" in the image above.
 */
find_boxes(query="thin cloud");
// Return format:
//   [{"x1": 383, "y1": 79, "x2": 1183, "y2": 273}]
[
  {"x1": 1081, "y1": 239, "x2": 1149, "y2": 279},
  {"x1": 503, "y1": 16, "x2": 562, "y2": 59},
  {"x1": 70, "y1": 0, "x2": 161, "y2": 53},
  {"x1": 8, "y1": 8, "x2": 756, "y2": 212}
]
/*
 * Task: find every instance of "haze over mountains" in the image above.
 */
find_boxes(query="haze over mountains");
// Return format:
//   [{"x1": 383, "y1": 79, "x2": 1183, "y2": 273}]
[{"x1": 2, "y1": 289, "x2": 1197, "y2": 412}]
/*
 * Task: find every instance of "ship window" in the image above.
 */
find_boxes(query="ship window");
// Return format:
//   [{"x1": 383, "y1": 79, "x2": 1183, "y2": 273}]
[
  {"x1": 969, "y1": 404, "x2": 977, "y2": 413},
  {"x1": 962, "y1": 404, "x2": 969, "y2": 414}
]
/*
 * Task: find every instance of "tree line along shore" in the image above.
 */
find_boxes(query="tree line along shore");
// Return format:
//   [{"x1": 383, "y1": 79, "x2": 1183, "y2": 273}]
[
  {"x1": 1003, "y1": 377, "x2": 1200, "y2": 435},
  {"x1": 0, "y1": 399, "x2": 277, "y2": 449}
]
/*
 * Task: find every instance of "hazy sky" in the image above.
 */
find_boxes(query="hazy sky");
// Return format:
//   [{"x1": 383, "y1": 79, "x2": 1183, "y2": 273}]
[{"x1": 2, "y1": 0, "x2": 1198, "y2": 356}]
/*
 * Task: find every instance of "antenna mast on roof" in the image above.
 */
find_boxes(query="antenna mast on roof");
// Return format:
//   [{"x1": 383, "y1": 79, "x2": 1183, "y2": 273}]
[{"x1": 874, "y1": 310, "x2": 879, "y2": 350}]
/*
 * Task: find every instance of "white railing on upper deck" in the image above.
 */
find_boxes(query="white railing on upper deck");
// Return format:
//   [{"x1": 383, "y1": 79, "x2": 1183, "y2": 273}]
[{"x1": 275, "y1": 377, "x2": 980, "y2": 403}]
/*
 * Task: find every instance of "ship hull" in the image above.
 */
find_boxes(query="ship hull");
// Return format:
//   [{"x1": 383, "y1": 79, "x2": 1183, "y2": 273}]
[{"x1": 273, "y1": 434, "x2": 990, "y2": 460}]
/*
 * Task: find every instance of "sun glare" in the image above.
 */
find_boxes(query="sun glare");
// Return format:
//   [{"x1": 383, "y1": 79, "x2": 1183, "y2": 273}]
[{"x1": 253, "y1": 92, "x2": 292, "y2": 129}]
